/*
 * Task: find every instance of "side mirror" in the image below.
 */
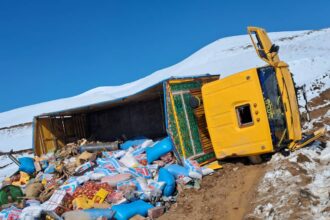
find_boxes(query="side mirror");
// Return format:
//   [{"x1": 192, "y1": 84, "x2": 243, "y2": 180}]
[{"x1": 269, "y1": 44, "x2": 279, "y2": 53}]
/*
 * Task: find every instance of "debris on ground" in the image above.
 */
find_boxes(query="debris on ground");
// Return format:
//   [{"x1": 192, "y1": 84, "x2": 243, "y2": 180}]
[{"x1": 0, "y1": 136, "x2": 215, "y2": 220}]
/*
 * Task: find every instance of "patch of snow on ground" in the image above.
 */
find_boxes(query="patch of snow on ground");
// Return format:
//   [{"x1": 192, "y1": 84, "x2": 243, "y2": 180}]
[
  {"x1": 0, "y1": 125, "x2": 33, "y2": 152},
  {"x1": 0, "y1": 153, "x2": 34, "y2": 186},
  {"x1": 252, "y1": 142, "x2": 330, "y2": 220}
]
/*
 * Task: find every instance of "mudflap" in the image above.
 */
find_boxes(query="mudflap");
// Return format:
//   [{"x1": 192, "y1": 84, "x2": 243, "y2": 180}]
[{"x1": 289, "y1": 127, "x2": 327, "y2": 151}]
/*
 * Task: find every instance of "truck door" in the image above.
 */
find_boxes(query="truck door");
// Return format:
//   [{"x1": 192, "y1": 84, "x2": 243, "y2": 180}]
[{"x1": 202, "y1": 69, "x2": 274, "y2": 159}]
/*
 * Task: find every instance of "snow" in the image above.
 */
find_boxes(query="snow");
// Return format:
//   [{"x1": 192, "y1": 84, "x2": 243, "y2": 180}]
[
  {"x1": 252, "y1": 142, "x2": 330, "y2": 220},
  {"x1": 0, "y1": 125, "x2": 33, "y2": 151},
  {"x1": 253, "y1": 87, "x2": 330, "y2": 218},
  {"x1": 0, "y1": 28, "x2": 330, "y2": 151}
]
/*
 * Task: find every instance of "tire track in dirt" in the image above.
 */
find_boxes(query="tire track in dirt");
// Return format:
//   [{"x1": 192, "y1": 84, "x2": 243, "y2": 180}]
[{"x1": 159, "y1": 162, "x2": 267, "y2": 220}]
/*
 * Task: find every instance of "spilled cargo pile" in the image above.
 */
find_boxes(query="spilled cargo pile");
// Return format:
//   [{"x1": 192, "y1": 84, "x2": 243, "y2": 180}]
[{"x1": 0, "y1": 137, "x2": 214, "y2": 220}]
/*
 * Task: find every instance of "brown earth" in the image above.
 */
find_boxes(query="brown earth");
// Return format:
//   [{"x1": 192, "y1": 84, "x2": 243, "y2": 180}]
[{"x1": 159, "y1": 162, "x2": 267, "y2": 220}]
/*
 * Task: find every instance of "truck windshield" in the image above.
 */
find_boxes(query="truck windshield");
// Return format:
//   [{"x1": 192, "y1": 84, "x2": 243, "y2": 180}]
[{"x1": 258, "y1": 66, "x2": 289, "y2": 149}]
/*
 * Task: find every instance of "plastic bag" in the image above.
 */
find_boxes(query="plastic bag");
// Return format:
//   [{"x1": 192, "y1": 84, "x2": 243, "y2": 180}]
[
  {"x1": 120, "y1": 138, "x2": 148, "y2": 150},
  {"x1": 127, "y1": 167, "x2": 152, "y2": 179},
  {"x1": 19, "y1": 203, "x2": 43, "y2": 220},
  {"x1": 158, "y1": 168, "x2": 176, "y2": 197},
  {"x1": 201, "y1": 167, "x2": 215, "y2": 176},
  {"x1": 112, "y1": 200, "x2": 154, "y2": 220},
  {"x1": 107, "y1": 190, "x2": 126, "y2": 204},
  {"x1": 101, "y1": 173, "x2": 132, "y2": 187},
  {"x1": 18, "y1": 157, "x2": 35, "y2": 175},
  {"x1": 62, "y1": 209, "x2": 115, "y2": 220},
  {"x1": 147, "y1": 179, "x2": 166, "y2": 192},
  {"x1": 74, "y1": 161, "x2": 94, "y2": 173},
  {"x1": 59, "y1": 181, "x2": 79, "y2": 195},
  {"x1": 102, "y1": 150, "x2": 126, "y2": 159},
  {"x1": 165, "y1": 164, "x2": 189, "y2": 178},
  {"x1": 120, "y1": 153, "x2": 140, "y2": 168},
  {"x1": 88, "y1": 172, "x2": 106, "y2": 180},
  {"x1": 0, "y1": 206, "x2": 22, "y2": 220},
  {"x1": 184, "y1": 159, "x2": 203, "y2": 179},
  {"x1": 116, "y1": 179, "x2": 138, "y2": 191},
  {"x1": 44, "y1": 164, "x2": 56, "y2": 174},
  {"x1": 98, "y1": 157, "x2": 125, "y2": 172},
  {"x1": 131, "y1": 146, "x2": 146, "y2": 156},
  {"x1": 134, "y1": 154, "x2": 147, "y2": 165},
  {"x1": 76, "y1": 175, "x2": 90, "y2": 184},
  {"x1": 93, "y1": 167, "x2": 118, "y2": 176}
]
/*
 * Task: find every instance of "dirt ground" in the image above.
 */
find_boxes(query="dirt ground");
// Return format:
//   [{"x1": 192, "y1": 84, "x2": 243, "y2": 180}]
[
  {"x1": 160, "y1": 89, "x2": 329, "y2": 220},
  {"x1": 159, "y1": 162, "x2": 267, "y2": 220}
]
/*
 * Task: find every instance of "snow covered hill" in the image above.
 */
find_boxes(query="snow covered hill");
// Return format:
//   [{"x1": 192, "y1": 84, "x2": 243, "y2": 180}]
[{"x1": 1, "y1": 28, "x2": 330, "y2": 151}]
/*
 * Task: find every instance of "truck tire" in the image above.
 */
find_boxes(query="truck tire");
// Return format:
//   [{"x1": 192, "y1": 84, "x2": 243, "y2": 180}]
[
  {"x1": 248, "y1": 155, "x2": 263, "y2": 164},
  {"x1": 189, "y1": 96, "x2": 201, "y2": 109}
]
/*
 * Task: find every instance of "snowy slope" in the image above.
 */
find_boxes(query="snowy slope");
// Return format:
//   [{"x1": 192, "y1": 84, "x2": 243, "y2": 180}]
[
  {"x1": 0, "y1": 125, "x2": 33, "y2": 151},
  {"x1": 0, "y1": 28, "x2": 330, "y2": 151}
]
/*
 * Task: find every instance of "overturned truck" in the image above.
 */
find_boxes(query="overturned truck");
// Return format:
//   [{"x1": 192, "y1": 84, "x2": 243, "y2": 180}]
[{"x1": 33, "y1": 26, "x2": 325, "y2": 166}]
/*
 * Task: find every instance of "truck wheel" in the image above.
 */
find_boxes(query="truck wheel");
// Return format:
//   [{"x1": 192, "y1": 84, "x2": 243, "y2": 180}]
[{"x1": 248, "y1": 155, "x2": 263, "y2": 164}]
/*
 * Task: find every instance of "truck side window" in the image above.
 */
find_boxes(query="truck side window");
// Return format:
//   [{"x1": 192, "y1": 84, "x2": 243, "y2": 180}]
[{"x1": 236, "y1": 104, "x2": 253, "y2": 127}]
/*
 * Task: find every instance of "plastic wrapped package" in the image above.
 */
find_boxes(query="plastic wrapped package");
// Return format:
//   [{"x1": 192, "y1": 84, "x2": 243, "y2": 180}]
[
  {"x1": 165, "y1": 164, "x2": 189, "y2": 178},
  {"x1": 146, "y1": 137, "x2": 173, "y2": 164},
  {"x1": 19, "y1": 203, "x2": 43, "y2": 220},
  {"x1": 116, "y1": 179, "x2": 139, "y2": 191},
  {"x1": 93, "y1": 167, "x2": 118, "y2": 176},
  {"x1": 107, "y1": 190, "x2": 126, "y2": 205},
  {"x1": 112, "y1": 200, "x2": 154, "y2": 220},
  {"x1": 59, "y1": 181, "x2": 79, "y2": 195},
  {"x1": 158, "y1": 168, "x2": 176, "y2": 197},
  {"x1": 18, "y1": 157, "x2": 35, "y2": 175},
  {"x1": 120, "y1": 153, "x2": 140, "y2": 168},
  {"x1": 101, "y1": 173, "x2": 132, "y2": 187},
  {"x1": 127, "y1": 167, "x2": 152, "y2": 179},
  {"x1": 120, "y1": 138, "x2": 149, "y2": 150},
  {"x1": 184, "y1": 159, "x2": 203, "y2": 179},
  {"x1": 102, "y1": 150, "x2": 126, "y2": 159},
  {"x1": 0, "y1": 206, "x2": 22, "y2": 220},
  {"x1": 41, "y1": 190, "x2": 74, "y2": 216},
  {"x1": 62, "y1": 209, "x2": 115, "y2": 220},
  {"x1": 74, "y1": 161, "x2": 94, "y2": 173}
]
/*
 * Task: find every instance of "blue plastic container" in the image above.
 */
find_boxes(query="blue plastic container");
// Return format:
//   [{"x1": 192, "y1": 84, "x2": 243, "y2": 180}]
[
  {"x1": 18, "y1": 157, "x2": 35, "y2": 174},
  {"x1": 165, "y1": 164, "x2": 189, "y2": 178},
  {"x1": 146, "y1": 137, "x2": 173, "y2": 163},
  {"x1": 158, "y1": 168, "x2": 176, "y2": 196},
  {"x1": 112, "y1": 200, "x2": 154, "y2": 220}
]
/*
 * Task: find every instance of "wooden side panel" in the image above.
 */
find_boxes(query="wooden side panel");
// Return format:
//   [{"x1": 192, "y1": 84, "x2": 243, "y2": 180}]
[
  {"x1": 35, "y1": 118, "x2": 57, "y2": 155},
  {"x1": 34, "y1": 115, "x2": 87, "y2": 156}
]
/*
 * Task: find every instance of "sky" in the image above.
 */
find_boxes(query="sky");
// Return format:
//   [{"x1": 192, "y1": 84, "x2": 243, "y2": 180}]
[{"x1": 0, "y1": 0, "x2": 329, "y2": 112}]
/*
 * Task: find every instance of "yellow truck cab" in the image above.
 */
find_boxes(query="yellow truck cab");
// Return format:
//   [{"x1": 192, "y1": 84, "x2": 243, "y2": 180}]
[{"x1": 201, "y1": 27, "x2": 323, "y2": 159}]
